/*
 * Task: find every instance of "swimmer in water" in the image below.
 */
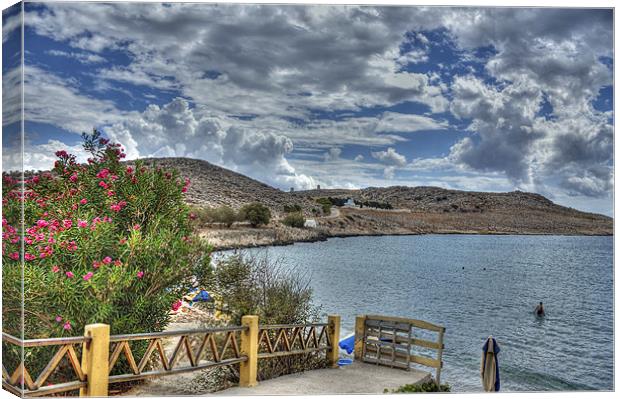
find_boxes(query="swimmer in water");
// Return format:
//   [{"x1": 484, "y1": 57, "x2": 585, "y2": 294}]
[{"x1": 534, "y1": 301, "x2": 545, "y2": 317}]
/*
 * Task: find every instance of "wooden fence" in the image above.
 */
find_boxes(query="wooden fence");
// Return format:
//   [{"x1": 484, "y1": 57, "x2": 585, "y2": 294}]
[
  {"x1": 354, "y1": 314, "x2": 445, "y2": 385},
  {"x1": 2, "y1": 315, "x2": 340, "y2": 397}
]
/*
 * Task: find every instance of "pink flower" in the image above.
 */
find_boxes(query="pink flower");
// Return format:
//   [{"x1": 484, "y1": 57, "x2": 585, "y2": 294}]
[
  {"x1": 65, "y1": 271, "x2": 74, "y2": 278},
  {"x1": 24, "y1": 253, "x2": 35, "y2": 261},
  {"x1": 93, "y1": 261, "x2": 101, "y2": 269},
  {"x1": 9, "y1": 252, "x2": 19, "y2": 260},
  {"x1": 107, "y1": 190, "x2": 115, "y2": 197},
  {"x1": 63, "y1": 219, "x2": 72, "y2": 229},
  {"x1": 119, "y1": 238, "x2": 127, "y2": 245},
  {"x1": 113, "y1": 259, "x2": 122, "y2": 267},
  {"x1": 77, "y1": 220, "x2": 88, "y2": 228},
  {"x1": 102, "y1": 256, "x2": 112, "y2": 264},
  {"x1": 63, "y1": 321, "x2": 71, "y2": 330},
  {"x1": 36, "y1": 219, "x2": 49, "y2": 228},
  {"x1": 137, "y1": 271, "x2": 144, "y2": 279},
  {"x1": 55, "y1": 316, "x2": 62, "y2": 322},
  {"x1": 171, "y1": 300, "x2": 182, "y2": 311},
  {"x1": 132, "y1": 224, "x2": 141, "y2": 231},
  {"x1": 110, "y1": 204, "x2": 121, "y2": 212},
  {"x1": 69, "y1": 173, "x2": 78, "y2": 182},
  {"x1": 126, "y1": 166, "x2": 133, "y2": 174},
  {"x1": 96, "y1": 168, "x2": 110, "y2": 179},
  {"x1": 80, "y1": 198, "x2": 88, "y2": 205},
  {"x1": 98, "y1": 181, "x2": 109, "y2": 189},
  {"x1": 83, "y1": 272, "x2": 94, "y2": 281},
  {"x1": 51, "y1": 265, "x2": 60, "y2": 273}
]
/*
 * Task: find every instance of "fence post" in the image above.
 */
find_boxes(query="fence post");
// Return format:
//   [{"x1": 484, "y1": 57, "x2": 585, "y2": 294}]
[
  {"x1": 79, "y1": 324, "x2": 110, "y2": 397},
  {"x1": 326, "y1": 315, "x2": 341, "y2": 368},
  {"x1": 239, "y1": 315, "x2": 258, "y2": 387},
  {"x1": 354, "y1": 315, "x2": 366, "y2": 361},
  {"x1": 435, "y1": 327, "x2": 445, "y2": 386}
]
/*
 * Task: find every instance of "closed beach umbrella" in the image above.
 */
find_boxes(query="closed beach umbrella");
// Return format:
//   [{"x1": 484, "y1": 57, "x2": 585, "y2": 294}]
[{"x1": 480, "y1": 336, "x2": 501, "y2": 392}]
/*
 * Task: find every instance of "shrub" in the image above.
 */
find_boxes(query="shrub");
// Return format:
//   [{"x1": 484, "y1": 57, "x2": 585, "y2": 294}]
[
  {"x1": 205, "y1": 252, "x2": 325, "y2": 381},
  {"x1": 315, "y1": 198, "x2": 332, "y2": 215},
  {"x1": 239, "y1": 203, "x2": 271, "y2": 227},
  {"x1": 282, "y1": 212, "x2": 305, "y2": 228},
  {"x1": 1, "y1": 130, "x2": 211, "y2": 378},
  {"x1": 283, "y1": 204, "x2": 302, "y2": 213},
  {"x1": 211, "y1": 206, "x2": 238, "y2": 227},
  {"x1": 386, "y1": 381, "x2": 451, "y2": 393},
  {"x1": 190, "y1": 205, "x2": 238, "y2": 228}
]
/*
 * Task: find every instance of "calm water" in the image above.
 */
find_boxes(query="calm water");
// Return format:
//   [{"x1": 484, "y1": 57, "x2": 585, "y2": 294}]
[{"x1": 219, "y1": 235, "x2": 613, "y2": 392}]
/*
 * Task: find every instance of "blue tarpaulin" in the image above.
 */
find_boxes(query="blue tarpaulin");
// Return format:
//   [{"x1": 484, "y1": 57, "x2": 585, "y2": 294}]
[{"x1": 339, "y1": 334, "x2": 355, "y2": 354}]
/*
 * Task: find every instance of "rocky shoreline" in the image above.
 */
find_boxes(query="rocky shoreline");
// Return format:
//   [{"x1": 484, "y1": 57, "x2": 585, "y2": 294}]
[{"x1": 201, "y1": 207, "x2": 612, "y2": 252}]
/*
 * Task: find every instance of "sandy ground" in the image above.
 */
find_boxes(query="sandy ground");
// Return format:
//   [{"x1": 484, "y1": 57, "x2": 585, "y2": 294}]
[{"x1": 213, "y1": 362, "x2": 431, "y2": 395}]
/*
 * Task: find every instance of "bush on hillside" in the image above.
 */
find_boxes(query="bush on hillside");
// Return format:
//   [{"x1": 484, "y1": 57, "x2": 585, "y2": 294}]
[
  {"x1": 1, "y1": 130, "x2": 211, "y2": 378},
  {"x1": 282, "y1": 212, "x2": 305, "y2": 228},
  {"x1": 283, "y1": 204, "x2": 302, "y2": 213},
  {"x1": 315, "y1": 198, "x2": 332, "y2": 215},
  {"x1": 239, "y1": 203, "x2": 271, "y2": 227}
]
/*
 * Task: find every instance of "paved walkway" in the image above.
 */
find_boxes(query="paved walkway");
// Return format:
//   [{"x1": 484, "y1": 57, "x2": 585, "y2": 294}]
[{"x1": 213, "y1": 362, "x2": 432, "y2": 395}]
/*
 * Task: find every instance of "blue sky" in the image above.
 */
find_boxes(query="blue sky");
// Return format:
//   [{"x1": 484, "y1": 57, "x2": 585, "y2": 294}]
[{"x1": 2, "y1": 2, "x2": 614, "y2": 215}]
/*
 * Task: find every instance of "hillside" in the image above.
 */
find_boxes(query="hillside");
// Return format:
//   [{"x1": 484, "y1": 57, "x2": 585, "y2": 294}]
[
  {"x1": 136, "y1": 158, "x2": 612, "y2": 247},
  {"x1": 135, "y1": 158, "x2": 317, "y2": 212}
]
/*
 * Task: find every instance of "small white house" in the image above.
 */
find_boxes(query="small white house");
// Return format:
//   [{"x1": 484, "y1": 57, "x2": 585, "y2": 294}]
[{"x1": 304, "y1": 218, "x2": 317, "y2": 228}]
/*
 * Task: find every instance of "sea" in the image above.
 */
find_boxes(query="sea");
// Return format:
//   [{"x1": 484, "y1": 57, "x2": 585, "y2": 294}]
[{"x1": 218, "y1": 234, "x2": 614, "y2": 392}]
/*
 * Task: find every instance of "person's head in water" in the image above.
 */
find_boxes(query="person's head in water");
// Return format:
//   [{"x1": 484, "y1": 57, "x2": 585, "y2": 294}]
[{"x1": 539, "y1": 301, "x2": 543, "y2": 306}]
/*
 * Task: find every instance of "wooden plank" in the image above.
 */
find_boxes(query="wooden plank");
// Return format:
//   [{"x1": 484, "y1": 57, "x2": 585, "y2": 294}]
[
  {"x1": 108, "y1": 357, "x2": 247, "y2": 384},
  {"x1": 365, "y1": 315, "x2": 445, "y2": 333},
  {"x1": 257, "y1": 345, "x2": 330, "y2": 359},
  {"x1": 33, "y1": 345, "x2": 69, "y2": 389},
  {"x1": 364, "y1": 346, "x2": 441, "y2": 369},
  {"x1": 362, "y1": 356, "x2": 409, "y2": 370}
]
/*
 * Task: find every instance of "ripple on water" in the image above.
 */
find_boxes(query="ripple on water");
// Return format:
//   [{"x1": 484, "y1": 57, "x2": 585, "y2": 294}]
[{"x1": 219, "y1": 235, "x2": 613, "y2": 392}]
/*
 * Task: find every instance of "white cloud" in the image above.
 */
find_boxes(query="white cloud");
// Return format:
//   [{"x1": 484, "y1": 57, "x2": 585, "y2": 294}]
[
  {"x1": 104, "y1": 98, "x2": 315, "y2": 190},
  {"x1": 371, "y1": 147, "x2": 407, "y2": 167},
  {"x1": 46, "y1": 50, "x2": 106, "y2": 64},
  {"x1": 323, "y1": 147, "x2": 342, "y2": 162}
]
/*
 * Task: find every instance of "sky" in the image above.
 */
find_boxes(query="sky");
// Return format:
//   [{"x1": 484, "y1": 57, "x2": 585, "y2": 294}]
[{"x1": 1, "y1": 2, "x2": 614, "y2": 215}]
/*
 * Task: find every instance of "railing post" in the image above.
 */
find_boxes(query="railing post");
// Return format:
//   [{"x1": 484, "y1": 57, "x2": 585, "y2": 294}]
[
  {"x1": 79, "y1": 324, "x2": 110, "y2": 397},
  {"x1": 326, "y1": 315, "x2": 341, "y2": 368},
  {"x1": 354, "y1": 315, "x2": 366, "y2": 361},
  {"x1": 435, "y1": 327, "x2": 445, "y2": 386},
  {"x1": 239, "y1": 315, "x2": 258, "y2": 388}
]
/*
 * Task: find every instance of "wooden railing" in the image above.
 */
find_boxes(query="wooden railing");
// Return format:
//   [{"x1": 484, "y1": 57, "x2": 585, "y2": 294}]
[
  {"x1": 1, "y1": 315, "x2": 340, "y2": 396},
  {"x1": 354, "y1": 314, "x2": 445, "y2": 385}
]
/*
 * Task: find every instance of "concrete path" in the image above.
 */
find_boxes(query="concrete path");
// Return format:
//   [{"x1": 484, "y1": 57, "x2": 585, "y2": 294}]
[{"x1": 213, "y1": 362, "x2": 432, "y2": 395}]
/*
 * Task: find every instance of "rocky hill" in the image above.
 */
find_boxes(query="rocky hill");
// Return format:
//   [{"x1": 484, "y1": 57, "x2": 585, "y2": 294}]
[
  {"x1": 134, "y1": 157, "x2": 317, "y2": 212},
  {"x1": 137, "y1": 157, "x2": 612, "y2": 239}
]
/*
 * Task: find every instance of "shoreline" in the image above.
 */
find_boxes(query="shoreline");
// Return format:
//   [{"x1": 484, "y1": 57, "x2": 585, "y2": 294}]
[{"x1": 207, "y1": 228, "x2": 613, "y2": 252}]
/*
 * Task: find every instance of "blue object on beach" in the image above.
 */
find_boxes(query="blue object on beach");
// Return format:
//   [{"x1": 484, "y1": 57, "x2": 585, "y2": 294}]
[
  {"x1": 481, "y1": 337, "x2": 501, "y2": 391},
  {"x1": 193, "y1": 290, "x2": 210, "y2": 302},
  {"x1": 337, "y1": 358, "x2": 353, "y2": 366},
  {"x1": 339, "y1": 334, "x2": 355, "y2": 354}
]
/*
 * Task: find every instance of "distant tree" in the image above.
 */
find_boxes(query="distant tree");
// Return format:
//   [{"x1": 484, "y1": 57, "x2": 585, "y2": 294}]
[
  {"x1": 282, "y1": 212, "x2": 305, "y2": 228},
  {"x1": 283, "y1": 204, "x2": 302, "y2": 213},
  {"x1": 239, "y1": 203, "x2": 271, "y2": 227},
  {"x1": 213, "y1": 205, "x2": 237, "y2": 227},
  {"x1": 315, "y1": 198, "x2": 332, "y2": 215}
]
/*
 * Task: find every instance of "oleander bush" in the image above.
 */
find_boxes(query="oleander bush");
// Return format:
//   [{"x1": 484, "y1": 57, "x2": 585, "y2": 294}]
[{"x1": 1, "y1": 130, "x2": 211, "y2": 378}]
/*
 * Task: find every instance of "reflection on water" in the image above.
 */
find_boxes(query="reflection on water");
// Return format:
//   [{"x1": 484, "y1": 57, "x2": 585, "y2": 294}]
[{"x1": 219, "y1": 235, "x2": 613, "y2": 392}]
